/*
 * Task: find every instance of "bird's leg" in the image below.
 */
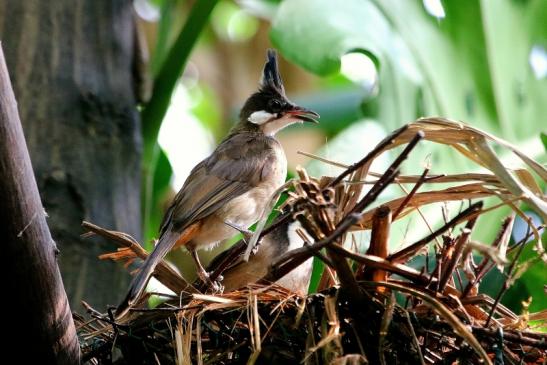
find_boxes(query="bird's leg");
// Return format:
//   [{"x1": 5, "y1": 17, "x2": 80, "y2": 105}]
[
  {"x1": 189, "y1": 247, "x2": 209, "y2": 281},
  {"x1": 189, "y1": 247, "x2": 222, "y2": 293},
  {"x1": 224, "y1": 220, "x2": 253, "y2": 243}
]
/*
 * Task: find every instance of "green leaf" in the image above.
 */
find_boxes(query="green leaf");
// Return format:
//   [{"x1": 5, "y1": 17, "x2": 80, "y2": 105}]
[
  {"x1": 308, "y1": 257, "x2": 324, "y2": 293},
  {"x1": 142, "y1": 0, "x2": 219, "y2": 164},
  {"x1": 478, "y1": 0, "x2": 547, "y2": 140},
  {"x1": 503, "y1": 233, "x2": 547, "y2": 313},
  {"x1": 143, "y1": 148, "x2": 173, "y2": 249},
  {"x1": 271, "y1": 0, "x2": 390, "y2": 75},
  {"x1": 480, "y1": 231, "x2": 546, "y2": 314},
  {"x1": 541, "y1": 132, "x2": 547, "y2": 151},
  {"x1": 271, "y1": 0, "x2": 546, "y2": 248},
  {"x1": 293, "y1": 88, "x2": 366, "y2": 135},
  {"x1": 190, "y1": 83, "x2": 223, "y2": 141},
  {"x1": 270, "y1": 0, "x2": 547, "y2": 141},
  {"x1": 141, "y1": 0, "x2": 219, "y2": 234},
  {"x1": 150, "y1": 0, "x2": 176, "y2": 76}
]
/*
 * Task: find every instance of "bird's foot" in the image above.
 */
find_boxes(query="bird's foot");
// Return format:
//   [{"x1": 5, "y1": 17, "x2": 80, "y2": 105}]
[
  {"x1": 197, "y1": 268, "x2": 224, "y2": 293},
  {"x1": 208, "y1": 279, "x2": 224, "y2": 293}
]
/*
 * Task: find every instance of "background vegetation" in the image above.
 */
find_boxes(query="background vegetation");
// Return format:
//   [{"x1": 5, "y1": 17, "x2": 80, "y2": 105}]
[
  {"x1": 136, "y1": 0, "x2": 546, "y2": 314},
  {"x1": 2, "y1": 2, "x2": 544, "y2": 361}
]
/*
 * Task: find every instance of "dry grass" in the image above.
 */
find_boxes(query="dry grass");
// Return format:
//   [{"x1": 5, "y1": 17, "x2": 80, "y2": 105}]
[{"x1": 77, "y1": 118, "x2": 546, "y2": 364}]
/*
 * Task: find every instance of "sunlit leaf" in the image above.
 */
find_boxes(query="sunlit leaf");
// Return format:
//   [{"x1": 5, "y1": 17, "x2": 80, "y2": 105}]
[
  {"x1": 271, "y1": 0, "x2": 547, "y2": 141},
  {"x1": 272, "y1": 0, "x2": 390, "y2": 75},
  {"x1": 190, "y1": 83, "x2": 223, "y2": 141}
]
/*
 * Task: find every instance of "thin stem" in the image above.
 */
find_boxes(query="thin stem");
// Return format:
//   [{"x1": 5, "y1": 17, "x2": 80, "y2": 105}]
[
  {"x1": 261, "y1": 214, "x2": 362, "y2": 284},
  {"x1": 392, "y1": 167, "x2": 430, "y2": 220},
  {"x1": 485, "y1": 228, "x2": 529, "y2": 327},
  {"x1": 347, "y1": 132, "x2": 424, "y2": 216},
  {"x1": 327, "y1": 125, "x2": 409, "y2": 188},
  {"x1": 437, "y1": 215, "x2": 479, "y2": 292},
  {"x1": 388, "y1": 202, "x2": 483, "y2": 263},
  {"x1": 461, "y1": 216, "x2": 514, "y2": 298}
]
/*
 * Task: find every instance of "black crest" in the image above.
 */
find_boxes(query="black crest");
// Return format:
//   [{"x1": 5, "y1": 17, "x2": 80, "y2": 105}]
[{"x1": 260, "y1": 49, "x2": 285, "y2": 95}]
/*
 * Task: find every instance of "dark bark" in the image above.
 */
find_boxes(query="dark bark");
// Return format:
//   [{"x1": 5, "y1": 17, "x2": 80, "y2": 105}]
[
  {"x1": 0, "y1": 44, "x2": 80, "y2": 364},
  {"x1": 0, "y1": 0, "x2": 141, "y2": 309}
]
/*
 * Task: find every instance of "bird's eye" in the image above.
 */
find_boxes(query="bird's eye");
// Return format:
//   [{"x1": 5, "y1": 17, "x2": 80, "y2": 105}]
[{"x1": 268, "y1": 99, "x2": 283, "y2": 113}]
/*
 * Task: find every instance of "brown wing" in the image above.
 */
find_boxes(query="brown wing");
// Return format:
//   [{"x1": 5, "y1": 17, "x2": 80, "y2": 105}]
[{"x1": 160, "y1": 133, "x2": 281, "y2": 235}]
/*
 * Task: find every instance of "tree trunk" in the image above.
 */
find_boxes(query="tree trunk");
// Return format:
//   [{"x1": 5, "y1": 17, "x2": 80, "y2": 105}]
[
  {"x1": 0, "y1": 44, "x2": 80, "y2": 364},
  {"x1": 0, "y1": 1, "x2": 141, "y2": 309}
]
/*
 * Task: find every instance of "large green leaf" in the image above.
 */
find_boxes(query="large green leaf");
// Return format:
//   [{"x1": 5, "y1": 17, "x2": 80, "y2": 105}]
[
  {"x1": 271, "y1": 0, "x2": 424, "y2": 129},
  {"x1": 272, "y1": 0, "x2": 390, "y2": 75},
  {"x1": 271, "y1": 0, "x2": 547, "y2": 141},
  {"x1": 478, "y1": 0, "x2": 547, "y2": 140}
]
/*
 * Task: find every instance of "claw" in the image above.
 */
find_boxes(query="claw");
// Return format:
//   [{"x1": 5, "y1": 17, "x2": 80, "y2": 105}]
[
  {"x1": 209, "y1": 280, "x2": 224, "y2": 293},
  {"x1": 197, "y1": 275, "x2": 224, "y2": 293}
]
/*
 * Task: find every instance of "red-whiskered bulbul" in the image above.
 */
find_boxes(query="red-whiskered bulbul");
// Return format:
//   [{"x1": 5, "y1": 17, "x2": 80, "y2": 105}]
[{"x1": 116, "y1": 49, "x2": 318, "y2": 316}]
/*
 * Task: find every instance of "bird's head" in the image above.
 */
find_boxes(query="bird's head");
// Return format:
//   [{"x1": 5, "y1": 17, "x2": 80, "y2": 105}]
[{"x1": 237, "y1": 49, "x2": 319, "y2": 136}]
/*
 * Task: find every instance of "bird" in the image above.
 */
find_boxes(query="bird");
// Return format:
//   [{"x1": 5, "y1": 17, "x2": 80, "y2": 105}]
[
  {"x1": 206, "y1": 215, "x2": 314, "y2": 295},
  {"x1": 116, "y1": 49, "x2": 319, "y2": 316}
]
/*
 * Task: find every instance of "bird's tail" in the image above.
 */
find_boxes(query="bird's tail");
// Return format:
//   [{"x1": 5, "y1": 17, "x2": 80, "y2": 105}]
[{"x1": 116, "y1": 230, "x2": 178, "y2": 317}]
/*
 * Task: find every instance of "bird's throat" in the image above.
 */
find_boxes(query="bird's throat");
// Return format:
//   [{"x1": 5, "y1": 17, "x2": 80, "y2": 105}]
[{"x1": 261, "y1": 115, "x2": 302, "y2": 136}]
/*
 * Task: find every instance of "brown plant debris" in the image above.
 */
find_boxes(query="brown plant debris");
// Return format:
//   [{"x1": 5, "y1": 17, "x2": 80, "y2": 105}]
[{"x1": 77, "y1": 118, "x2": 546, "y2": 364}]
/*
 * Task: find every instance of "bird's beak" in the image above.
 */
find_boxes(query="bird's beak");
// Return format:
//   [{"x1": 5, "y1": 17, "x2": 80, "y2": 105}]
[{"x1": 285, "y1": 106, "x2": 320, "y2": 123}]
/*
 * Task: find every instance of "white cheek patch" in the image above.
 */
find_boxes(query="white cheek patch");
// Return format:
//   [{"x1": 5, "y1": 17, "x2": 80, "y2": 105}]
[{"x1": 248, "y1": 110, "x2": 275, "y2": 125}]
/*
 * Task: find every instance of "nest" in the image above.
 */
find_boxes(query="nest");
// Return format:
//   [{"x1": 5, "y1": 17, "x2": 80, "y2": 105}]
[{"x1": 76, "y1": 118, "x2": 547, "y2": 364}]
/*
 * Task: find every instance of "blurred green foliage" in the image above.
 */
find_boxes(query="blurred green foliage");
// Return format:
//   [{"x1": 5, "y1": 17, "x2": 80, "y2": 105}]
[
  {"x1": 141, "y1": 0, "x2": 219, "y2": 244},
  {"x1": 269, "y1": 0, "x2": 546, "y2": 302},
  {"x1": 481, "y1": 232, "x2": 547, "y2": 314},
  {"x1": 505, "y1": 233, "x2": 547, "y2": 313},
  {"x1": 271, "y1": 0, "x2": 546, "y2": 140},
  {"x1": 140, "y1": 0, "x2": 545, "y2": 312}
]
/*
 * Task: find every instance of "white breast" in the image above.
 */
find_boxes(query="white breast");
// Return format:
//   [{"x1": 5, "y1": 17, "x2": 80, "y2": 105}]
[
  {"x1": 193, "y1": 139, "x2": 287, "y2": 250},
  {"x1": 276, "y1": 221, "x2": 313, "y2": 294}
]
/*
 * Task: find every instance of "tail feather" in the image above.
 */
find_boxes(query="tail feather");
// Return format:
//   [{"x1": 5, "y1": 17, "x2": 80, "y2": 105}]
[{"x1": 116, "y1": 230, "x2": 178, "y2": 317}]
